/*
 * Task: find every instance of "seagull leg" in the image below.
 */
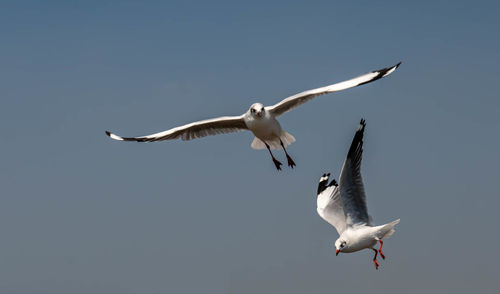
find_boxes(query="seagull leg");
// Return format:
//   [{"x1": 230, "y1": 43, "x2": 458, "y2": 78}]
[
  {"x1": 378, "y1": 240, "x2": 385, "y2": 260},
  {"x1": 371, "y1": 248, "x2": 379, "y2": 269},
  {"x1": 280, "y1": 140, "x2": 296, "y2": 168},
  {"x1": 265, "y1": 143, "x2": 282, "y2": 170}
]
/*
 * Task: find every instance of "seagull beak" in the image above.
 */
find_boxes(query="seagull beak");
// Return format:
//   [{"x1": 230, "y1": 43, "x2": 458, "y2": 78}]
[
  {"x1": 257, "y1": 111, "x2": 262, "y2": 116},
  {"x1": 336, "y1": 249, "x2": 340, "y2": 256}
]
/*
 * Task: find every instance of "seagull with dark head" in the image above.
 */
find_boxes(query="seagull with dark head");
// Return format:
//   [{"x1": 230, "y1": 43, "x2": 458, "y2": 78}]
[
  {"x1": 316, "y1": 119, "x2": 400, "y2": 269},
  {"x1": 106, "y1": 63, "x2": 401, "y2": 170}
]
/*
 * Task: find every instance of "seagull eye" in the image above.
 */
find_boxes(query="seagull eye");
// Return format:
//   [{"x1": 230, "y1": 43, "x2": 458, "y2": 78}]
[{"x1": 251, "y1": 109, "x2": 255, "y2": 113}]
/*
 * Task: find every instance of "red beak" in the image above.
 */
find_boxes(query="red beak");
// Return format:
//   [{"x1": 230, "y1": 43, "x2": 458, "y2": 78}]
[{"x1": 336, "y1": 249, "x2": 340, "y2": 256}]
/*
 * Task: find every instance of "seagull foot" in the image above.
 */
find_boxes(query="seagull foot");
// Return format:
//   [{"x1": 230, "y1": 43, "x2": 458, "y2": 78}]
[
  {"x1": 286, "y1": 155, "x2": 296, "y2": 168},
  {"x1": 373, "y1": 259, "x2": 379, "y2": 269},
  {"x1": 272, "y1": 158, "x2": 283, "y2": 170}
]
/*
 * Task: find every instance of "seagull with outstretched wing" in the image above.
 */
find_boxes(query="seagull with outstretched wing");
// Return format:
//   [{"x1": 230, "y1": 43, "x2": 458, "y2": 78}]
[
  {"x1": 106, "y1": 62, "x2": 401, "y2": 170},
  {"x1": 316, "y1": 119, "x2": 400, "y2": 269}
]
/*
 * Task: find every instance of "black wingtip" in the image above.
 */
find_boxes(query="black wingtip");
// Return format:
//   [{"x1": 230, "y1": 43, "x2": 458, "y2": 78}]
[
  {"x1": 105, "y1": 131, "x2": 111, "y2": 137},
  {"x1": 358, "y1": 119, "x2": 366, "y2": 131},
  {"x1": 319, "y1": 173, "x2": 330, "y2": 182},
  {"x1": 328, "y1": 178, "x2": 338, "y2": 187},
  {"x1": 376, "y1": 62, "x2": 399, "y2": 77},
  {"x1": 357, "y1": 62, "x2": 400, "y2": 87},
  {"x1": 317, "y1": 172, "x2": 338, "y2": 195},
  {"x1": 347, "y1": 119, "x2": 366, "y2": 162},
  {"x1": 317, "y1": 173, "x2": 330, "y2": 195}
]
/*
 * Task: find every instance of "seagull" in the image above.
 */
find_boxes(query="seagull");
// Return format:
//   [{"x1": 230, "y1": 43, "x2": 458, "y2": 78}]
[
  {"x1": 316, "y1": 119, "x2": 400, "y2": 269},
  {"x1": 106, "y1": 62, "x2": 401, "y2": 170}
]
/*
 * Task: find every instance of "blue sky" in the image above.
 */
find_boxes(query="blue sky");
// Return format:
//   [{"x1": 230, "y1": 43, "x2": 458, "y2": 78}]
[{"x1": 1, "y1": 1, "x2": 499, "y2": 293}]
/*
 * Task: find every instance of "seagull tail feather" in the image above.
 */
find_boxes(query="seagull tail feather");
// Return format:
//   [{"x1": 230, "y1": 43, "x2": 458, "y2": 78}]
[
  {"x1": 280, "y1": 131, "x2": 296, "y2": 148},
  {"x1": 380, "y1": 219, "x2": 400, "y2": 239},
  {"x1": 250, "y1": 131, "x2": 296, "y2": 150}
]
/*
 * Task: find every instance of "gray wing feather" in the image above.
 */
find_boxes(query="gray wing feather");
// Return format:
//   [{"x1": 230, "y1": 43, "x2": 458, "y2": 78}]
[
  {"x1": 339, "y1": 119, "x2": 371, "y2": 226},
  {"x1": 106, "y1": 115, "x2": 248, "y2": 142},
  {"x1": 268, "y1": 62, "x2": 401, "y2": 117}
]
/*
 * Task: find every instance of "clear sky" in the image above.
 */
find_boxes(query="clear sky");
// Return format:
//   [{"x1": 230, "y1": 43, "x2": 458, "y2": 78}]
[{"x1": 1, "y1": 0, "x2": 499, "y2": 293}]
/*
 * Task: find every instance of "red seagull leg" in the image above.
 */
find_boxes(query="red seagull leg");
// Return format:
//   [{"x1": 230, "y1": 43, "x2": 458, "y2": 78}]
[
  {"x1": 378, "y1": 240, "x2": 385, "y2": 260},
  {"x1": 371, "y1": 248, "x2": 379, "y2": 269}
]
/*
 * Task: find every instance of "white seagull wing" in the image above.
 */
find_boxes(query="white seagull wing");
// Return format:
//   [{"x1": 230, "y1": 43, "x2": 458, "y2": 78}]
[
  {"x1": 267, "y1": 62, "x2": 401, "y2": 117},
  {"x1": 106, "y1": 115, "x2": 248, "y2": 142},
  {"x1": 316, "y1": 173, "x2": 347, "y2": 235},
  {"x1": 338, "y1": 119, "x2": 371, "y2": 226}
]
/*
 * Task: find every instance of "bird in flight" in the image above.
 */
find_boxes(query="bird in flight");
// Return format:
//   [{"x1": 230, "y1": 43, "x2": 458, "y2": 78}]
[
  {"x1": 106, "y1": 62, "x2": 401, "y2": 170},
  {"x1": 316, "y1": 119, "x2": 400, "y2": 269}
]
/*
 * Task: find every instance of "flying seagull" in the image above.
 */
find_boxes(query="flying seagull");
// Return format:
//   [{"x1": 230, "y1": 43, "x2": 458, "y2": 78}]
[
  {"x1": 106, "y1": 62, "x2": 401, "y2": 170},
  {"x1": 316, "y1": 119, "x2": 400, "y2": 269}
]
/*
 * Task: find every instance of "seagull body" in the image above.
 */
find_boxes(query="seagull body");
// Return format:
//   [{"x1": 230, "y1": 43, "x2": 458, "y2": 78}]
[
  {"x1": 106, "y1": 62, "x2": 401, "y2": 170},
  {"x1": 316, "y1": 119, "x2": 400, "y2": 269}
]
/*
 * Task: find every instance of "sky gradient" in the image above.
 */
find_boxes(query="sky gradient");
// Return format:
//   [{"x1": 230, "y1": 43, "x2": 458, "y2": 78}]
[{"x1": 1, "y1": 1, "x2": 499, "y2": 293}]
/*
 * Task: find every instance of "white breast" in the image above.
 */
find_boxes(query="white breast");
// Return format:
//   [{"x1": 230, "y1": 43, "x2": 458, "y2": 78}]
[
  {"x1": 245, "y1": 114, "x2": 282, "y2": 141},
  {"x1": 342, "y1": 226, "x2": 378, "y2": 253}
]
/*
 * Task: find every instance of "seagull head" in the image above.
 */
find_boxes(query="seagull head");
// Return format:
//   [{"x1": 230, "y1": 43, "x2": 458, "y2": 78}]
[
  {"x1": 249, "y1": 103, "x2": 265, "y2": 118},
  {"x1": 335, "y1": 239, "x2": 347, "y2": 256}
]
